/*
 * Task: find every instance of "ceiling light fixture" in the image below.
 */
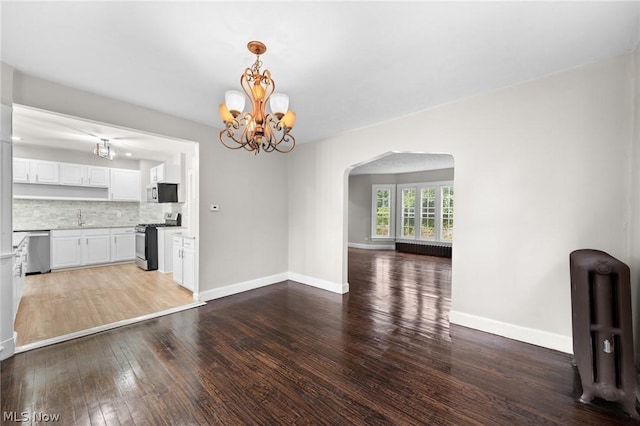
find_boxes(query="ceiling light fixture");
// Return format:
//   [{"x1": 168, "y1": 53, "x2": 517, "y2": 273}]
[
  {"x1": 218, "y1": 41, "x2": 296, "y2": 154},
  {"x1": 94, "y1": 138, "x2": 115, "y2": 160}
]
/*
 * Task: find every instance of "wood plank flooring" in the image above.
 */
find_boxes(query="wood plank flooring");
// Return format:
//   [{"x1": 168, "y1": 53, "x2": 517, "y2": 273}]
[
  {"x1": 14, "y1": 263, "x2": 194, "y2": 346},
  {"x1": 2, "y1": 248, "x2": 638, "y2": 424}
]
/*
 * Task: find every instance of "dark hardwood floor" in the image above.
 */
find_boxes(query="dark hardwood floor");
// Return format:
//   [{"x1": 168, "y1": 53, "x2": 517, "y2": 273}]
[{"x1": 2, "y1": 248, "x2": 638, "y2": 424}]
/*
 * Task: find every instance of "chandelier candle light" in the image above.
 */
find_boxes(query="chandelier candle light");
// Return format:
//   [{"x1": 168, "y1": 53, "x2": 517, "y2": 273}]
[{"x1": 218, "y1": 41, "x2": 296, "y2": 154}]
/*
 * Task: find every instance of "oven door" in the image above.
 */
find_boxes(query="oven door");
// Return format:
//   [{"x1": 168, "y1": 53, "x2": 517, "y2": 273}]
[{"x1": 135, "y1": 231, "x2": 148, "y2": 270}]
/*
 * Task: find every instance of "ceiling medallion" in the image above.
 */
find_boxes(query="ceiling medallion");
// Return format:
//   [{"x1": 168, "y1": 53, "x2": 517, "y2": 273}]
[{"x1": 218, "y1": 41, "x2": 296, "y2": 154}]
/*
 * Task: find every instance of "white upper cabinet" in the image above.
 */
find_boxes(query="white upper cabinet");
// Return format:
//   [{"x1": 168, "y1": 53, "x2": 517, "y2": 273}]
[
  {"x1": 150, "y1": 163, "x2": 181, "y2": 184},
  {"x1": 13, "y1": 158, "x2": 136, "y2": 201},
  {"x1": 110, "y1": 168, "x2": 140, "y2": 201},
  {"x1": 59, "y1": 162, "x2": 85, "y2": 185},
  {"x1": 31, "y1": 160, "x2": 59, "y2": 184},
  {"x1": 13, "y1": 158, "x2": 30, "y2": 182},
  {"x1": 86, "y1": 166, "x2": 109, "y2": 187}
]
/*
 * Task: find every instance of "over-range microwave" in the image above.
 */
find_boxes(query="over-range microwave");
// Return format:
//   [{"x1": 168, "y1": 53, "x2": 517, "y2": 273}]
[{"x1": 147, "y1": 183, "x2": 178, "y2": 203}]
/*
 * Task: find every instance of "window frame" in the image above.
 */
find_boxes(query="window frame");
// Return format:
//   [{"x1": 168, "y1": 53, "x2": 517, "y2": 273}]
[
  {"x1": 371, "y1": 184, "x2": 396, "y2": 240},
  {"x1": 395, "y1": 181, "x2": 454, "y2": 245}
]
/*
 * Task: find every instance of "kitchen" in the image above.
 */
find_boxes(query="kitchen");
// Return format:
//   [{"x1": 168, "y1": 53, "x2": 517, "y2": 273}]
[{"x1": 10, "y1": 105, "x2": 201, "y2": 350}]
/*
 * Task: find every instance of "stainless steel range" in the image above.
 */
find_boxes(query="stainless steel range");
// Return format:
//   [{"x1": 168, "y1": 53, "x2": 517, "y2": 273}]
[{"x1": 135, "y1": 213, "x2": 181, "y2": 271}]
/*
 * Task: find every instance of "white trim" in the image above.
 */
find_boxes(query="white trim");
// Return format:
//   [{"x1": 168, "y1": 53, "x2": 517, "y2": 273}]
[
  {"x1": 15, "y1": 302, "x2": 205, "y2": 353},
  {"x1": 449, "y1": 310, "x2": 573, "y2": 354},
  {"x1": 0, "y1": 334, "x2": 15, "y2": 361},
  {"x1": 196, "y1": 272, "x2": 289, "y2": 302},
  {"x1": 0, "y1": 252, "x2": 14, "y2": 260},
  {"x1": 348, "y1": 242, "x2": 395, "y2": 250},
  {"x1": 288, "y1": 272, "x2": 349, "y2": 294}
]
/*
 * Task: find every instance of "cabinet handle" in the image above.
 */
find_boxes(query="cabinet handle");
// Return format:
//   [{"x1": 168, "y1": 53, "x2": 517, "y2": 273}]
[
  {"x1": 86, "y1": 238, "x2": 88, "y2": 245},
  {"x1": 77, "y1": 239, "x2": 80, "y2": 246},
  {"x1": 36, "y1": 174, "x2": 39, "y2": 182},
  {"x1": 26, "y1": 173, "x2": 29, "y2": 181}
]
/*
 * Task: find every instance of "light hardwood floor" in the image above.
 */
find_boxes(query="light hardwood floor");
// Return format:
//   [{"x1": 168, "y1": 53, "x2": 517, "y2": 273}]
[{"x1": 14, "y1": 263, "x2": 195, "y2": 346}]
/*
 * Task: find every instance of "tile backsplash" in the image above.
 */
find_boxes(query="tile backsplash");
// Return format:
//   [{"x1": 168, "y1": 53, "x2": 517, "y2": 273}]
[{"x1": 13, "y1": 199, "x2": 183, "y2": 230}]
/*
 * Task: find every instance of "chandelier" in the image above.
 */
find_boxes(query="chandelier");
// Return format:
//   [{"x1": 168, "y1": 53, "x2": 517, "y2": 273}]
[
  {"x1": 218, "y1": 41, "x2": 296, "y2": 154},
  {"x1": 94, "y1": 138, "x2": 115, "y2": 160}
]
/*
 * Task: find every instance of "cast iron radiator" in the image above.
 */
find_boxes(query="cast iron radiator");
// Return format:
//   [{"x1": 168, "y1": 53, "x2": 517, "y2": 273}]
[
  {"x1": 569, "y1": 249, "x2": 638, "y2": 418},
  {"x1": 395, "y1": 242, "x2": 452, "y2": 258}
]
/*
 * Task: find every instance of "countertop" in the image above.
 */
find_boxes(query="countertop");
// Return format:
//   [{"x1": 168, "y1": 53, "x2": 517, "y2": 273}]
[{"x1": 14, "y1": 225, "x2": 137, "y2": 232}]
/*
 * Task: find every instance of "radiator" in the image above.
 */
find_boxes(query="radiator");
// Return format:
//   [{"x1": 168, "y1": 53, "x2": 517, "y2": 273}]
[
  {"x1": 395, "y1": 242, "x2": 452, "y2": 258},
  {"x1": 569, "y1": 249, "x2": 638, "y2": 419}
]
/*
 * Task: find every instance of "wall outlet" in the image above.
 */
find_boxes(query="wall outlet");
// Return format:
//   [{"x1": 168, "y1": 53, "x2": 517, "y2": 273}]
[{"x1": 209, "y1": 204, "x2": 220, "y2": 212}]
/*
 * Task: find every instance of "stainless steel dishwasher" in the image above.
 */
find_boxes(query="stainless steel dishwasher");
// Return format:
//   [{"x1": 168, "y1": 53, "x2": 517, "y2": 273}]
[{"x1": 26, "y1": 231, "x2": 51, "y2": 274}]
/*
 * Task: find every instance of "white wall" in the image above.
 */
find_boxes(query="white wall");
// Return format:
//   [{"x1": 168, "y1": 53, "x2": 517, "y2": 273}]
[
  {"x1": 0, "y1": 63, "x2": 15, "y2": 359},
  {"x1": 11, "y1": 72, "x2": 290, "y2": 296},
  {"x1": 289, "y1": 55, "x2": 633, "y2": 353}
]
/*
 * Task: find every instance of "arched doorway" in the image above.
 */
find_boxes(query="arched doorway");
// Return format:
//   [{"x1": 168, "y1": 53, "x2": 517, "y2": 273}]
[{"x1": 344, "y1": 152, "x2": 454, "y2": 337}]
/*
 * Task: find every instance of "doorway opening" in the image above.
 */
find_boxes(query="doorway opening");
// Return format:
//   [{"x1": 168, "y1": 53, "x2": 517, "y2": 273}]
[
  {"x1": 11, "y1": 105, "x2": 203, "y2": 352},
  {"x1": 345, "y1": 152, "x2": 454, "y2": 337}
]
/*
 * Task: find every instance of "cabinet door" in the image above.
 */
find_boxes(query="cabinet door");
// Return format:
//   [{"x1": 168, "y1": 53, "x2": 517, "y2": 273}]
[
  {"x1": 31, "y1": 160, "x2": 59, "y2": 184},
  {"x1": 51, "y1": 237, "x2": 82, "y2": 269},
  {"x1": 172, "y1": 243, "x2": 183, "y2": 284},
  {"x1": 87, "y1": 166, "x2": 109, "y2": 187},
  {"x1": 59, "y1": 163, "x2": 86, "y2": 186},
  {"x1": 111, "y1": 234, "x2": 135, "y2": 262},
  {"x1": 150, "y1": 166, "x2": 158, "y2": 184},
  {"x1": 181, "y1": 247, "x2": 195, "y2": 291},
  {"x1": 13, "y1": 158, "x2": 30, "y2": 182},
  {"x1": 84, "y1": 235, "x2": 111, "y2": 265},
  {"x1": 110, "y1": 169, "x2": 140, "y2": 201}
]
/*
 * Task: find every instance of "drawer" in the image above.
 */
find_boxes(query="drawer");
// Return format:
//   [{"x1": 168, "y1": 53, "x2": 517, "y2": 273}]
[
  {"x1": 183, "y1": 237, "x2": 195, "y2": 249},
  {"x1": 112, "y1": 227, "x2": 135, "y2": 235},
  {"x1": 82, "y1": 228, "x2": 110, "y2": 236},
  {"x1": 51, "y1": 229, "x2": 82, "y2": 238}
]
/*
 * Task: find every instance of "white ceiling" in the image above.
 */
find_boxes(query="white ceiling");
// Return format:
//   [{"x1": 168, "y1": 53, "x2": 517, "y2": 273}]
[
  {"x1": 2, "y1": 2, "x2": 639, "y2": 147},
  {"x1": 12, "y1": 105, "x2": 195, "y2": 162}
]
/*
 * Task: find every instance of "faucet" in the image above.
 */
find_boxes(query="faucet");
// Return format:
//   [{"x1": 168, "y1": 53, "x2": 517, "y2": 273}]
[{"x1": 77, "y1": 209, "x2": 85, "y2": 227}]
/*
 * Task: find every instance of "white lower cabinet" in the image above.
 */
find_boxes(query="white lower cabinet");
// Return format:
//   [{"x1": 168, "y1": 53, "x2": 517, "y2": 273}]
[
  {"x1": 172, "y1": 235, "x2": 195, "y2": 291},
  {"x1": 51, "y1": 230, "x2": 83, "y2": 269},
  {"x1": 51, "y1": 227, "x2": 135, "y2": 269},
  {"x1": 83, "y1": 229, "x2": 111, "y2": 265},
  {"x1": 111, "y1": 228, "x2": 135, "y2": 262}
]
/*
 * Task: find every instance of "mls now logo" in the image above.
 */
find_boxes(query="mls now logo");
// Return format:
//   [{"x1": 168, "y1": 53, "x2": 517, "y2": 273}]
[{"x1": 3, "y1": 411, "x2": 61, "y2": 422}]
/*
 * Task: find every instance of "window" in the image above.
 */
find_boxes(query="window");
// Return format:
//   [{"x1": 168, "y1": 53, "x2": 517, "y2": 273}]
[
  {"x1": 371, "y1": 185, "x2": 395, "y2": 238},
  {"x1": 441, "y1": 186, "x2": 454, "y2": 241},
  {"x1": 401, "y1": 188, "x2": 416, "y2": 238},
  {"x1": 372, "y1": 181, "x2": 453, "y2": 244},
  {"x1": 420, "y1": 187, "x2": 436, "y2": 239}
]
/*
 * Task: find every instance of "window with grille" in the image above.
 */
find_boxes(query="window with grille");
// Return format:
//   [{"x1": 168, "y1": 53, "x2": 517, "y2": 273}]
[
  {"x1": 374, "y1": 181, "x2": 453, "y2": 244},
  {"x1": 371, "y1": 185, "x2": 395, "y2": 238}
]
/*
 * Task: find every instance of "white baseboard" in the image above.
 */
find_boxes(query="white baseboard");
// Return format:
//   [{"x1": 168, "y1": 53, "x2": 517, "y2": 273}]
[
  {"x1": 288, "y1": 272, "x2": 349, "y2": 294},
  {"x1": 197, "y1": 272, "x2": 289, "y2": 302},
  {"x1": 449, "y1": 310, "x2": 573, "y2": 354},
  {"x1": 197, "y1": 272, "x2": 349, "y2": 302},
  {"x1": 348, "y1": 243, "x2": 395, "y2": 250},
  {"x1": 0, "y1": 334, "x2": 15, "y2": 361}
]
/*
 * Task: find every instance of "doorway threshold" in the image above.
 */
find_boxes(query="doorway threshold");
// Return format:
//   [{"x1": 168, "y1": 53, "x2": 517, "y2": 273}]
[{"x1": 15, "y1": 301, "x2": 206, "y2": 353}]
